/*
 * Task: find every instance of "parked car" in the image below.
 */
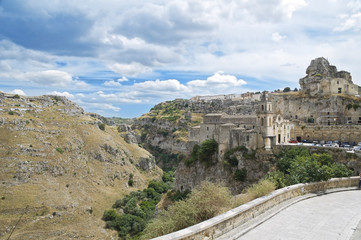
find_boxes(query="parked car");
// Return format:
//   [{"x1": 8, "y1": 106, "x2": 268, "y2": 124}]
[
  {"x1": 353, "y1": 146, "x2": 361, "y2": 151},
  {"x1": 357, "y1": 142, "x2": 361, "y2": 146},
  {"x1": 289, "y1": 140, "x2": 298, "y2": 143},
  {"x1": 323, "y1": 144, "x2": 332, "y2": 147},
  {"x1": 343, "y1": 144, "x2": 351, "y2": 149},
  {"x1": 340, "y1": 142, "x2": 349, "y2": 147}
]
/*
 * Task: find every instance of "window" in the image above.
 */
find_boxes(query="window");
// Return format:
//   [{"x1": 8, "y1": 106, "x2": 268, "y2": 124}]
[
  {"x1": 338, "y1": 88, "x2": 342, "y2": 93},
  {"x1": 295, "y1": 115, "x2": 298, "y2": 119},
  {"x1": 347, "y1": 117, "x2": 352, "y2": 124},
  {"x1": 246, "y1": 136, "x2": 249, "y2": 142},
  {"x1": 358, "y1": 117, "x2": 361, "y2": 124},
  {"x1": 337, "y1": 81, "x2": 339, "y2": 84}
]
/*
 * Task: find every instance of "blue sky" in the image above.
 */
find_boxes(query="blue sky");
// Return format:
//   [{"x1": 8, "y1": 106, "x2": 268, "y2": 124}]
[{"x1": 1, "y1": 0, "x2": 361, "y2": 117}]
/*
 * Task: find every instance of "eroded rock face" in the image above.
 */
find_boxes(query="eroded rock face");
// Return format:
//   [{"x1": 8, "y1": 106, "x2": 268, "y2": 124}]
[
  {"x1": 305, "y1": 57, "x2": 338, "y2": 78},
  {"x1": 138, "y1": 156, "x2": 156, "y2": 171},
  {"x1": 299, "y1": 57, "x2": 355, "y2": 96}
]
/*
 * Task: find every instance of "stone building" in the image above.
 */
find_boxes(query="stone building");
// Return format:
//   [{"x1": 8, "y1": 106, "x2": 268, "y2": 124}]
[
  {"x1": 299, "y1": 57, "x2": 360, "y2": 97},
  {"x1": 189, "y1": 93, "x2": 294, "y2": 154},
  {"x1": 189, "y1": 57, "x2": 361, "y2": 153}
]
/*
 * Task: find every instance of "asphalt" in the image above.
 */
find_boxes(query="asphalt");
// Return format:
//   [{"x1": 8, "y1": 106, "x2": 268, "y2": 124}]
[{"x1": 216, "y1": 189, "x2": 361, "y2": 240}]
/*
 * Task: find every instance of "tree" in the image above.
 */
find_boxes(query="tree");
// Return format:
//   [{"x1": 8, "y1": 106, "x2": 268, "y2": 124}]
[{"x1": 283, "y1": 87, "x2": 291, "y2": 92}]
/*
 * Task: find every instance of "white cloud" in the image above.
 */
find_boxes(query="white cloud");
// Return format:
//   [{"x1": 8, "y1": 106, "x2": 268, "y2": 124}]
[
  {"x1": 104, "y1": 76, "x2": 129, "y2": 87},
  {"x1": 107, "y1": 62, "x2": 151, "y2": 77},
  {"x1": 272, "y1": 32, "x2": 287, "y2": 42},
  {"x1": 118, "y1": 76, "x2": 129, "y2": 82},
  {"x1": 134, "y1": 79, "x2": 188, "y2": 92},
  {"x1": 104, "y1": 80, "x2": 122, "y2": 87},
  {"x1": 48, "y1": 91, "x2": 75, "y2": 99},
  {"x1": 10, "y1": 89, "x2": 26, "y2": 96},
  {"x1": 187, "y1": 71, "x2": 247, "y2": 95},
  {"x1": 335, "y1": 12, "x2": 361, "y2": 31},
  {"x1": 24, "y1": 70, "x2": 72, "y2": 87},
  {"x1": 277, "y1": 0, "x2": 307, "y2": 19}
]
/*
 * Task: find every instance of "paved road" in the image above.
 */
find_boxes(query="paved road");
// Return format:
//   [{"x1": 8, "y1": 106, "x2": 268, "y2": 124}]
[{"x1": 217, "y1": 190, "x2": 361, "y2": 240}]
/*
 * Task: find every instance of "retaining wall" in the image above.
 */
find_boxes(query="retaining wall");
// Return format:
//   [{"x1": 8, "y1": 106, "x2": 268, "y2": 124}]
[{"x1": 152, "y1": 176, "x2": 359, "y2": 240}]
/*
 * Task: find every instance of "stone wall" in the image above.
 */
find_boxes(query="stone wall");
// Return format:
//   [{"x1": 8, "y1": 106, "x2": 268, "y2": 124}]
[
  {"x1": 153, "y1": 177, "x2": 359, "y2": 240},
  {"x1": 293, "y1": 124, "x2": 361, "y2": 142}
]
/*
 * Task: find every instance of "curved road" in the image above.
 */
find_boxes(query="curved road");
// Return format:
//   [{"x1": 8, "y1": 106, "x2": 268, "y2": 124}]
[{"x1": 217, "y1": 190, "x2": 361, "y2": 240}]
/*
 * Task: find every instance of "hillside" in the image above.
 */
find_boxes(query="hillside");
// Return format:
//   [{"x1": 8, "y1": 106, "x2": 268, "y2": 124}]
[{"x1": 0, "y1": 92, "x2": 162, "y2": 240}]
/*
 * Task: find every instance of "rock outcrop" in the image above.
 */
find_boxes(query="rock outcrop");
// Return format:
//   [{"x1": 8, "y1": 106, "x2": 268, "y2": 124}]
[{"x1": 299, "y1": 57, "x2": 357, "y2": 96}]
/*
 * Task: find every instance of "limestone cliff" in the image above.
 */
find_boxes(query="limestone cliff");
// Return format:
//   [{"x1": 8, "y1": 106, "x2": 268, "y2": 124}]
[
  {"x1": 0, "y1": 92, "x2": 161, "y2": 240},
  {"x1": 175, "y1": 149, "x2": 275, "y2": 194},
  {"x1": 132, "y1": 98, "x2": 258, "y2": 170}
]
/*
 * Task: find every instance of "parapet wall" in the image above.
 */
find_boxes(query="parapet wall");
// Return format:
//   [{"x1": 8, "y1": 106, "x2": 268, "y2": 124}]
[{"x1": 152, "y1": 176, "x2": 359, "y2": 240}]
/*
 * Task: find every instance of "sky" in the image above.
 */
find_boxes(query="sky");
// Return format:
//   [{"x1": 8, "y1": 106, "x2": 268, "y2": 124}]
[{"x1": 1, "y1": 0, "x2": 361, "y2": 118}]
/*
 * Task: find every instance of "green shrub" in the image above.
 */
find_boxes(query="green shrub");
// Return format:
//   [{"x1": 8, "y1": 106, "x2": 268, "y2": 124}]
[
  {"x1": 128, "y1": 173, "x2": 134, "y2": 187},
  {"x1": 353, "y1": 103, "x2": 359, "y2": 111},
  {"x1": 184, "y1": 141, "x2": 218, "y2": 167},
  {"x1": 274, "y1": 148, "x2": 352, "y2": 186},
  {"x1": 102, "y1": 209, "x2": 118, "y2": 221},
  {"x1": 14, "y1": 94, "x2": 20, "y2": 99},
  {"x1": 56, "y1": 147, "x2": 64, "y2": 154},
  {"x1": 98, "y1": 123, "x2": 105, "y2": 131},
  {"x1": 148, "y1": 180, "x2": 169, "y2": 194},
  {"x1": 8, "y1": 111, "x2": 14, "y2": 115},
  {"x1": 198, "y1": 139, "x2": 218, "y2": 162},
  {"x1": 234, "y1": 168, "x2": 247, "y2": 181}
]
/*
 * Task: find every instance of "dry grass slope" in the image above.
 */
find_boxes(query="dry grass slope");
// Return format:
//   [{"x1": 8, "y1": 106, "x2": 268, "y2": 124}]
[{"x1": 0, "y1": 93, "x2": 162, "y2": 240}]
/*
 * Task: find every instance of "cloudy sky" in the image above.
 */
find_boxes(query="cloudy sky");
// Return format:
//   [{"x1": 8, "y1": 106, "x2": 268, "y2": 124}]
[{"x1": 1, "y1": 0, "x2": 361, "y2": 117}]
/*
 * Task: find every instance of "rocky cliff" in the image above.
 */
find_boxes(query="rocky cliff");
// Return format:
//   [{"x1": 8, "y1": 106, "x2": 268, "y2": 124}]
[
  {"x1": 131, "y1": 98, "x2": 258, "y2": 170},
  {"x1": 0, "y1": 92, "x2": 161, "y2": 240}
]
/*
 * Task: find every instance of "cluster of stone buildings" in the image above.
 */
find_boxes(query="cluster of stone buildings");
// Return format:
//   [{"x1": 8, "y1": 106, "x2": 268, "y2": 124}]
[{"x1": 189, "y1": 57, "x2": 361, "y2": 154}]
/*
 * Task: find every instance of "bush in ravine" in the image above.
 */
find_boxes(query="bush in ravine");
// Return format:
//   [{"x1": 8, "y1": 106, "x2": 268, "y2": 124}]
[
  {"x1": 104, "y1": 172, "x2": 174, "y2": 239},
  {"x1": 141, "y1": 182, "x2": 232, "y2": 239},
  {"x1": 184, "y1": 139, "x2": 218, "y2": 166}
]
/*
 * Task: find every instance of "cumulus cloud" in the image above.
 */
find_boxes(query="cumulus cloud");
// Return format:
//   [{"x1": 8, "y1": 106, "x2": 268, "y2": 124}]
[
  {"x1": 134, "y1": 79, "x2": 188, "y2": 92},
  {"x1": 25, "y1": 70, "x2": 73, "y2": 87},
  {"x1": 10, "y1": 89, "x2": 26, "y2": 96},
  {"x1": 187, "y1": 71, "x2": 247, "y2": 90},
  {"x1": 104, "y1": 80, "x2": 122, "y2": 87},
  {"x1": 107, "y1": 62, "x2": 151, "y2": 77},
  {"x1": 48, "y1": 91, "x2": 74, "y2": 99},
  {"x1": 277, "y1": 0, "x2": 307, "y2": 19},
  {"x1": 104, "y1": 76, "x2": 129, "y2": 87}
]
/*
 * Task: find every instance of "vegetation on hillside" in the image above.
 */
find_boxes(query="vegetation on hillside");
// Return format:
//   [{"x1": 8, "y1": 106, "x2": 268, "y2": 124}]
[
  {"x1": 141, "y1": 182, "x2": 232, "y2": 239},
  {"x1": 141, "y1": 180, "x2": 275, "y2": 239},
  {"x1": 184, "y1": 139, "x2": 218, "y2": 167},
  {"x1": 267, "y1": 147, "x2": 353, "y2": 188},
  {"x1": 102, "y1": 172, "x2": 175, "y2": 239}
]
